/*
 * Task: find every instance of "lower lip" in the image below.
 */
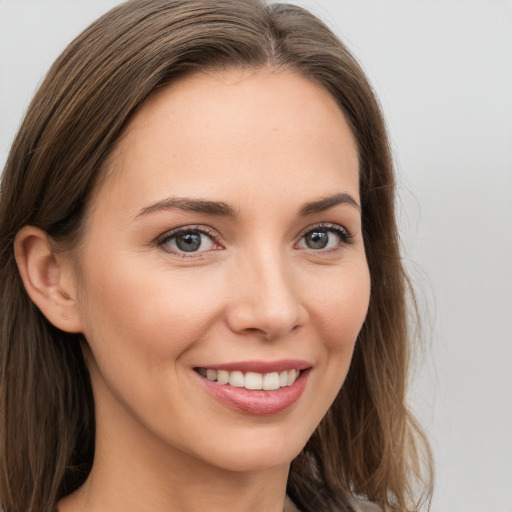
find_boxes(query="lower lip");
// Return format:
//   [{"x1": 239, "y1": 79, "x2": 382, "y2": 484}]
[{"x1": 196, "y1": 370, "x2": 310, "y2": 415}]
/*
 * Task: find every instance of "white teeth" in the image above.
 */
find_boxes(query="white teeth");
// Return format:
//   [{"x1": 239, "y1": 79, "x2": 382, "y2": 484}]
[
  {"x1": 287, "y1": 369, "x2": 298, "y2": 386},
  {"x1": 245, "y1": 372, "x2": 263, "y2": 390},
  {"x1": 228, "y1": 371, "x2": 245, "y2": 388},
  {"x1": 206, "y1": 369, "x2": 217, "y2": 381},
  {"x1": 262, "y1": 372, "x2": 280, "y2": 390},
  {"x1": 217, "y1": 370, "x2": 229, "y2": 384},
  {"x1": 198, "y1": 368, "x2": 301, "y2": 390}
]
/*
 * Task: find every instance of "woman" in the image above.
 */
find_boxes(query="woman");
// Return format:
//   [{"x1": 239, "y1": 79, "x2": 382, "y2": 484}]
[{"x1": 0, "y1": 1, "x2": 433, "y2": 511}]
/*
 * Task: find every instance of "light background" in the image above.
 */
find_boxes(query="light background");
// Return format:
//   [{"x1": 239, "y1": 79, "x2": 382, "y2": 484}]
[{"x1": 1, "y1": 1, "x2": 511, "y2": 511}]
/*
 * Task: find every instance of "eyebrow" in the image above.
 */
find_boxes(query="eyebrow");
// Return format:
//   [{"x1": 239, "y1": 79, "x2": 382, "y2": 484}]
[
  {"x1": 135, "y1": 192, "x2": 360, "y2": 220},
  {"x1": 299, "y1": 192, "x2": 360, "y2": 216},
  {"x1": 136, "y1": 197, "x2": 237, "y2": 219}
]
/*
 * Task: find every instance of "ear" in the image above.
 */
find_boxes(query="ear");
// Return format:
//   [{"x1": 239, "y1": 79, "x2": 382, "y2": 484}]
[{"x1": 14, "y1": 226, "x2": 82, "y2": 333}]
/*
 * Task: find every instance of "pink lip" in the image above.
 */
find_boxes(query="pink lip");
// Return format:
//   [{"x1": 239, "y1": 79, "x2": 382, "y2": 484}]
[
  {"x1": 195, "y1": 359, "x2": 311, "y2": 373},
  {"x1": 194, "y1": 364, "x2": 311, "y2": 416}
]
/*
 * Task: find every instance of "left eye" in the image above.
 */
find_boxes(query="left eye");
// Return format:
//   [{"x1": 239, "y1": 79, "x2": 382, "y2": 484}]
[
  {"x1": 297, "y1": 226, "x2": 349, "y2": 250},
  {"x1": 161, "y1": 229, "x2": 217, "y2": 253}
]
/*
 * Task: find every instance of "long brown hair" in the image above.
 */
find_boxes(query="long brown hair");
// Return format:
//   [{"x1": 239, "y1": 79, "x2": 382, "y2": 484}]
[{"x1": 0, "y1": 1, "x2": 433, "y2": 511}]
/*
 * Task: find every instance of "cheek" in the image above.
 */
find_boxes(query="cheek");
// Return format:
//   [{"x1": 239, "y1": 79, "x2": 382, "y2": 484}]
[
  {"x1": 78, "y1": 258, "x2": 224, "y2": 363},
  {"x1": 309, "y1": 262, "x2": 371, "y2": 351},
  {"x1": 292, "y1": 260, "x2": 371, "y2": 433}
]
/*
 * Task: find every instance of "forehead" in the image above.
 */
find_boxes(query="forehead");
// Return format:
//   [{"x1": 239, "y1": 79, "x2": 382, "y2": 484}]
[{"x1": 92, "y1": 68, "x2": 359, "y2": 218}]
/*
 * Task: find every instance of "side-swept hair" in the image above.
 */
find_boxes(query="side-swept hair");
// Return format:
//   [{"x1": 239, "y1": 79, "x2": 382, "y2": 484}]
[{"x1": 0, "y1": 1, "x2": 433, "y2": 510}]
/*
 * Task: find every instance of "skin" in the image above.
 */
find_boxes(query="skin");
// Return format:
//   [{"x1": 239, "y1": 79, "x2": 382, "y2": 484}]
[{"x1": 43, "y1": 68, "x2": 370, "y2": 512}]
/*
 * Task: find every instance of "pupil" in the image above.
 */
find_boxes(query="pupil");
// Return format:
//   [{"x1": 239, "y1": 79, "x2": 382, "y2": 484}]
[
  {"x1": 176, "y1": 232, "x2": 202, "y2": 252},
  {"x1": 306, "y1": 230, "x2": 328, "y2": 249}
]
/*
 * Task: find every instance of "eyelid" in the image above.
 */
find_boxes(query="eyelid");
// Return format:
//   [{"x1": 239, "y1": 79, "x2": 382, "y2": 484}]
[
  {"x1": 295, "y1": 222, "x2": 352, "y2": 250},
  {"x1": 156, "y1": 225, "x2": 223, "y2": 256},
  {"x1": 297, "y1": 222, "x2": 351, "y2": 238}
]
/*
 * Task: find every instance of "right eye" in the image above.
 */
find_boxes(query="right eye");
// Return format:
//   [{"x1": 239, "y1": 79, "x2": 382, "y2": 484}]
[{"x1": 157, "y1": 227, "x2": 221, "y2": 256}]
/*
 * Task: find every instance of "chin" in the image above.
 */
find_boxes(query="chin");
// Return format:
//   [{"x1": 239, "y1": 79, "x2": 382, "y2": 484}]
[{"x1": 191, "y1": 423, "x2": 312, "y2": 473}]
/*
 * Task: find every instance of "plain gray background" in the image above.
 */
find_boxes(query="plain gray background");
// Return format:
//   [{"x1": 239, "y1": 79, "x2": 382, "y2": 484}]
[{"x1": 1, "y1": 1, "x2": 511, "y2": 511}]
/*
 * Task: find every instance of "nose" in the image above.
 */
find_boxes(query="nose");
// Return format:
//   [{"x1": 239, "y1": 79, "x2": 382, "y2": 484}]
[{"x1": 225, "y1": 249, "x2": 307, "y2": 340}]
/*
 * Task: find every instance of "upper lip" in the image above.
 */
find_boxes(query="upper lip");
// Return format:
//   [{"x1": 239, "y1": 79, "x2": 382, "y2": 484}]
[{"x1": 195, "y1": 359, "x2": 311, "y2": 373}]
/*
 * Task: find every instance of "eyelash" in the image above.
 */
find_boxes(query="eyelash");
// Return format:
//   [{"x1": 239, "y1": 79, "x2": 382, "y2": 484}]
[
  {"x1": 156, "y1": 223, "x2": 352, "y2": 258},
  {"x1": 296, "y1": 223, "x2": 352, "y2": 252},
  {"x1": 156, "y1": 225, "x2": 221, "y2": 258}
]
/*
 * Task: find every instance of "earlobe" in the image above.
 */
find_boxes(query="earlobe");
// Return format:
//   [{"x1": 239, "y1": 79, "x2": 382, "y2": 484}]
[{"x1": 14, "y1": 226, "x2": 82, "y2": 333}]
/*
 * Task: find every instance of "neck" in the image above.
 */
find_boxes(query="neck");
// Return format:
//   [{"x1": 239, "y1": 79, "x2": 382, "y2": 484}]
[{"x1": 60, "y1": 464, "x2": 290, "y2": 512}]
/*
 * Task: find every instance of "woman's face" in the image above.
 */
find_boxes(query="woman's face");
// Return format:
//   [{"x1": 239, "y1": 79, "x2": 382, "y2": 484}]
[{"x1": 73, "y1": 68, "x2": 370, "y2": 473}]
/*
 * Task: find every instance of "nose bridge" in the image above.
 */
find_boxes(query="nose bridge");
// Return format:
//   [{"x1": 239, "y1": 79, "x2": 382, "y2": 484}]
[{"x1": 226, "y1": 244, "x2": 303, "y2": 339}]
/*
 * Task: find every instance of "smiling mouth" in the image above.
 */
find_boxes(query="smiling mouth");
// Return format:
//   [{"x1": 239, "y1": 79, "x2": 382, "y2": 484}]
[{"x1": 195, "y1": 368, "x2": 301, "y2": 391}]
